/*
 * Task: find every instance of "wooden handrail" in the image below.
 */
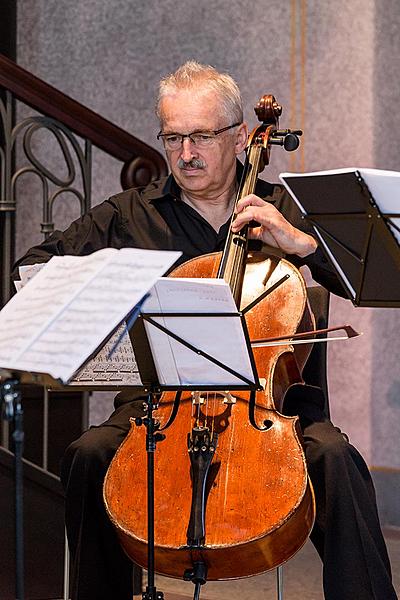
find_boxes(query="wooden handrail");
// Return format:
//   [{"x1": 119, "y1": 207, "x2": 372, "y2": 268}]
[{"x1": 0, "y1": 53, "x2": 168, "y2": 186}]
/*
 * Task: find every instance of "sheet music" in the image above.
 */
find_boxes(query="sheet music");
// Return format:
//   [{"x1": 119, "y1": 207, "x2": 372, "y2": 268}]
[
  {"x1": 142, "y1": 278, "x2": 256, "y2": 387},
  {"x1": 16, "y1": 262, "x2": 46, "y2": 290},
  {"x1": 0, "y1": 248, "x2": 180, "y2": 383},
  {"x1": 359, "y1": 168, "x2": 400, "y2": 244},
  {"x1": 15, "y1": 261, "x2": 141, "y2": 388},
  {"x1": 70, "y1": 323, "x2": 142, "y2": 387}
]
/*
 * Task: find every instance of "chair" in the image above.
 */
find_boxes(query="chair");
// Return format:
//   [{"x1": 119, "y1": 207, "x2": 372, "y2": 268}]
[
  {"x1": 303, "y1": 285, "x2": 330, "y2": 418},
  {"x1": 276, "y1": 284, "x2": 330, "y2": 598}
]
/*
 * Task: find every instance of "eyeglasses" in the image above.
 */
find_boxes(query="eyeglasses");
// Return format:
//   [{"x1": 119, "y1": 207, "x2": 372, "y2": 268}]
[{"x1": 157, "y1": 122, "x2": 241, "y2": 150}]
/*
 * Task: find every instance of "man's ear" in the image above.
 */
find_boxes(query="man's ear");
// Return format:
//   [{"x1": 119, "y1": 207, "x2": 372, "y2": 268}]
[{"x1": 235, "y1": 123, "x2": 248, "y2": 155}]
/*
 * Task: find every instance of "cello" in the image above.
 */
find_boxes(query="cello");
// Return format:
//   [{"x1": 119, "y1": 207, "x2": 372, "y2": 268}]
[{"x1": 104, "y1": 95, "x2": 316, "y2": 586}]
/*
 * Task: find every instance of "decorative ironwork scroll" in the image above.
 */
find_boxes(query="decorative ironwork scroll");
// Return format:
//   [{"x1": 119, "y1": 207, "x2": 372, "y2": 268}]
[{"x1": 0, "y1": 55, "x2": 167, "y2": 493}]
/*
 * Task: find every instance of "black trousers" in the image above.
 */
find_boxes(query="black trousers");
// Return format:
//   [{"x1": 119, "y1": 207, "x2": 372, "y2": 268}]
[{"x1": 60, "y1": 388, "x2": 397, "y2": 600}]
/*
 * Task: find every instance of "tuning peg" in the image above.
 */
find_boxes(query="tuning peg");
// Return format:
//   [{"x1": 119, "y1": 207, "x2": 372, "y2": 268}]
[{"x1": 283, "y1": 133, "x2": 300, "y2": 151}]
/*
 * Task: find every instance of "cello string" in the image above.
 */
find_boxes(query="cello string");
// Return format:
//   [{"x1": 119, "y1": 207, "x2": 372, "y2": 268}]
[
  {"x1": 196, "y1": 395, "x2": 201, "y2": 428},
  {"x1": 205, "y1": 391, "x2": 211, "y2": 430}
]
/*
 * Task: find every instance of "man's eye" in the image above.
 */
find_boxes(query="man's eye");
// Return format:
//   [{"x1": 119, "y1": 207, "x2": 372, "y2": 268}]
[
  {"x1": 165, "y1": 135, "x2": 180, "y2": 143},
  {"x1": 193, "y1": 133, "x2": 214, "y2": 142}
]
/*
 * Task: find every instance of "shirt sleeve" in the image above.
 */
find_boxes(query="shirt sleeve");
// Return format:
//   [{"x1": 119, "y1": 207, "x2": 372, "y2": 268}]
[{"x1": 12, "y1": 196, "x2": 125, "y2": 280}]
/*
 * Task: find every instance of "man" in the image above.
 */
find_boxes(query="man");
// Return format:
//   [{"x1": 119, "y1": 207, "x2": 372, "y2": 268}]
[{"x1": 14, "y1": 62, "x2": 396, "y2": 600}]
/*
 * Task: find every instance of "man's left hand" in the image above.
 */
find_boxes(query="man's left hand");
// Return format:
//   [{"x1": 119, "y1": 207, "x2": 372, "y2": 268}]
[{"x1": 232, "y1": 194, "x2": 317, "y2": 258}]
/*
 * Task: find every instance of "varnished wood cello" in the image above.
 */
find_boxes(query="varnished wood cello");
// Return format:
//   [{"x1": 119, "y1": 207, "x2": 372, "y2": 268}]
[{"x1": 104, "y1": 95, "x2": 316, "y2": 584}]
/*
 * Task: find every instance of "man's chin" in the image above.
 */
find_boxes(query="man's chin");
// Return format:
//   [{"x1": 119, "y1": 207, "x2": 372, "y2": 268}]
[{"x1": 174, "y1": 170, "x2": 208, "y2": 192}]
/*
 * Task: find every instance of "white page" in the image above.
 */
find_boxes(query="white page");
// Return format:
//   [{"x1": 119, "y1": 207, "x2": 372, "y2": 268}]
[
  {"x1": 142, "y1": 278, "x2": 255, "y2": 387},
  {"x1": 353, "y1": 168, "x2": 400, "y2": 214},
  {"x1": 15, "y1": 261, "x2": 141, "y2": 387},
  {"x1": 70, "y1": 323, "x2": 142, "y2": 387},
  {"x1": 19, "y1": 263, "x2": 46, "y2": 287},
  {"x1": 388, "y1": 218, "x2": 400, "y2": 243},
  {"x1": 358, "y1": 169, "x2": 400, "y2": 244},
  {"x1": 0, "y1": 248, "x2": 180, "y2": 383},
  {"x1": 14, "y1": 263, "x2": 45, "y2": 291}
]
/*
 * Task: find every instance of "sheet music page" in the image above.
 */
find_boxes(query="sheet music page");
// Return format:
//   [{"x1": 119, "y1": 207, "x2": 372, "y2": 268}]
[
  {"x1": 0, "y1": 248, "x2": 180, "y2": 383},
  {"x1": 15, "y1": 262, "x2": 142, "y2": 388},
  {"x1": 357, "y1": 168, "x2": 400, "y2": 243},
  {"x1": 70, "y1": 323, "x2": 142, "y2": 387},
  {"x1": 142, "y1": 278, "x2": 255, "y2": 387},
  {"x1": 14, "y1": 263, "x2": 47, "y2": 291}
]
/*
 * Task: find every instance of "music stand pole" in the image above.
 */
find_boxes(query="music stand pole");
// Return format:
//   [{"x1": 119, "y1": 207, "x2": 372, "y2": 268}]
[
  {"x1": 129, "y1": 308, "x2": 260, "y2": 600},
  {"x1": 1, "y1": 375, "x2": 24, "y2": 600},
  {"x1": 139, "y1": 390, "x2": 165, "y2": 600}
]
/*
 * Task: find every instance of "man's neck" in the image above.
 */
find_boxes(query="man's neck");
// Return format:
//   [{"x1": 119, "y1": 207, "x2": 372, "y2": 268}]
[{"x1": 181, "y1": 182, "x2": 237, "y2": 232}]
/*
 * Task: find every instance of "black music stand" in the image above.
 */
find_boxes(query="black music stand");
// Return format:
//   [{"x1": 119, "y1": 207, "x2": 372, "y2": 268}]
[
  {"x1": 0, "y1": 295, "x2": 151, "y2": 600},
  {"x1": 128, "y1": 308, "x2": 261, "y2": 600},
  {"x1": 280, "y1": 168, "x2": 400, "y2": 307}
]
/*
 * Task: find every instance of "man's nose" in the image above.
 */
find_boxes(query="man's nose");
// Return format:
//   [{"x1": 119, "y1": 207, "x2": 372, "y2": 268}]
[{"x1": 180, "y1": 137, "x2": 196, "y2": 162}]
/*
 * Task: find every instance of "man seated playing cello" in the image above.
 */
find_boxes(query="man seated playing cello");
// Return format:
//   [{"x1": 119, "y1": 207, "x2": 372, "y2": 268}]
[{"x1": 14, "y1": 61, "x2": 397, "y2": 600}]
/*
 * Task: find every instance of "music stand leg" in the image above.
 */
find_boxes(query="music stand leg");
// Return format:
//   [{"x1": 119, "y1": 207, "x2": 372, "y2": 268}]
[
  {"x1": 1, "y1": 377, "x2": 24, "y2": 600},
  {"x1": 140, "y1": 391, "x2": 165, "y2": 600}
]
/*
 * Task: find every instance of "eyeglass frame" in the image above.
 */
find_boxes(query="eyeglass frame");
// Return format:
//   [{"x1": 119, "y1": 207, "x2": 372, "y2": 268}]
[{"x1": 156, "y1": 122, "x2": 242, "y2": 147}]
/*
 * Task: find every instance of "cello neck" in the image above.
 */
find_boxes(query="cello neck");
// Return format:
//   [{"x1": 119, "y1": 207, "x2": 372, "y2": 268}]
[
  {"x1": 217, "y1": 93, "x2": 289, "y2": 304},
  {"x1": 217, "y1": 144, "x2": 263, "y2": 305}
]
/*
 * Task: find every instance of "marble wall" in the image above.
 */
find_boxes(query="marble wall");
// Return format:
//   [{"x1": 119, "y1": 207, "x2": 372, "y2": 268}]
[{"x1": 15, "y1": 1, "x2": 400, "y2": 484}]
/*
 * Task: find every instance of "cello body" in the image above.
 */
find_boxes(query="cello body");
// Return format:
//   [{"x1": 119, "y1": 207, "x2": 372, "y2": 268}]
[{"x1": 103, "y1": 251, "x2": 315, "y2": 580}]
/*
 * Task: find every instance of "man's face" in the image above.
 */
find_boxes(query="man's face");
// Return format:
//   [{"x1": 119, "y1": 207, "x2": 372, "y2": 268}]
[{"x1": 158, "y1": 89, "x2": 247, "y2": 199}]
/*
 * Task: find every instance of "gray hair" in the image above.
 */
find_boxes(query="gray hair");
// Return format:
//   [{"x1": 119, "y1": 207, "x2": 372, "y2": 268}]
[{"x1": 156, "y1": 61, "x2": 243, "y2": 126}]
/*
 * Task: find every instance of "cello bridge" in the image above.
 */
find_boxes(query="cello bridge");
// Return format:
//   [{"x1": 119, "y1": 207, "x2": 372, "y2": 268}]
[
  {"x1": 191, "y1": 391, "x2": 206, "y2": 405},
  {"x1": 222, "y1": 391, "x2": 236, "y2": 404}
]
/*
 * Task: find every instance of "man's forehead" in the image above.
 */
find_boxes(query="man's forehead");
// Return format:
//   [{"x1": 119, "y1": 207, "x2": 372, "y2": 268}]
[{"x1": 159, "y1": 88, "x2": 226, "y2": 130}]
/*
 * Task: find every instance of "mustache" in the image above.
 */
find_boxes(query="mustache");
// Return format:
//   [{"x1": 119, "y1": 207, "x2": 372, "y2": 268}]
[{"x1": 177, "y1": 158, "x2": 206, "y2": 169}]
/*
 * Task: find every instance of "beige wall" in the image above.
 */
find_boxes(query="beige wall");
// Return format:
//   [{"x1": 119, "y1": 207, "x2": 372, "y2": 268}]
[{"x1": 16, "y1": 1, "x2": 400, "y2": 475}]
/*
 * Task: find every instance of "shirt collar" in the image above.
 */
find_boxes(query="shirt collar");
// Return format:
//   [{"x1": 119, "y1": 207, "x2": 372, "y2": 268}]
[{"x1": 144, "y1": 173, "x2": 180, "y2": 203}]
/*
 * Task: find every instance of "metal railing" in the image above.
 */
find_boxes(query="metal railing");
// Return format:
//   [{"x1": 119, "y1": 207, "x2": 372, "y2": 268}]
[
  {"x1": 0, "y1": 52, "x2": 167, "y2": 306},
  {"x1": 0, "y1": 54, "x2": 166, "y2": 596}
]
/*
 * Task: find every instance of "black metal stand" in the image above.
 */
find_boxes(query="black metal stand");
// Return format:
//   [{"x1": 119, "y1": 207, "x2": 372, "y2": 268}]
[
  {"x1": 128, "y1": 309, "x2": 262, "y2": 600},
  {"x1": 1, "y1": 375, "x2": 24, "y2": 600},
  {"x1": 136, "y1": 391, "x2": 165, "y2": 600},
  {"x1": 280, "y1": 169, "x2": 400, "y2": 307},
  {"x1": 137, "y1": 393, "x2": 210, "y2": 600}
]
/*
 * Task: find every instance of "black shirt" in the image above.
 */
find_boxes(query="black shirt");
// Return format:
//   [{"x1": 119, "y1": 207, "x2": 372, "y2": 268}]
[{"x1": 13, "y1": 172, "x2": 346, "y2": 298}]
